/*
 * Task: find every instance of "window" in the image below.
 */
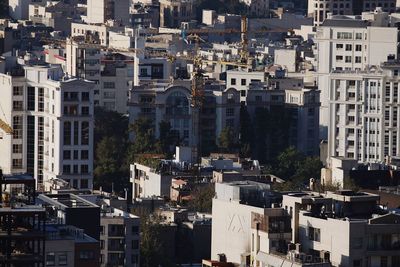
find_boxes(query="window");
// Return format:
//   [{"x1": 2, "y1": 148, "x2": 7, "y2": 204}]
[
  {"x1": 63, "y1": 122, "x2": 71, "y2": 145},
  {"x1": 230, "y1": 78, "x2": 236, "y2": 85},
  {"x1": 12, "y1": 159, "x2": 22, "y2": 169},
  {"x1": 12, "y1": 144, "x2": 22, "y2": 153},
  {"x1": 13, "y1": 86, "x2": 23, "y2": 96},
  {"x1": 345, "y1": 44, "x2": 352, "y2": 51},
  {"x1": 355, "y1": 44, "x2": 362, "y2": 51},
  {"x1": 46, "y1": 253, "x2": 55, "y2": 266},
  {"x1": 63, "y1": 150, "x2": 71, "y2": 160},
  {"x1": 13, "y1": 101, "x2": 23, "y2": 111},
  {"x1": 355, "y1": 33, "x2": 363, "y2": 40},
  {"x1": 81, "y1": 164, "x2": 89, "y2": 174},
  {"x1": 81, "y1": 150, "x2": 89, "y2": 159},
  {"x1": 345, "y1": 56, "x2": 352, "y2": 63},
  {"x1": 336, "y1": 55, "x2": 343, "y2": 61},
  {"x1": 58, "y1": 254, "x2": 67, "y2": 266},
  {"x1": 81, "y1": 179, "x2": 88, "y2": 189},
  {"x1": 336, "y1": 43, "x2": 343, "y2": 49},
  {"x1": 73, "y1": 164, "x2": 78, "y2": 174},
  {"x1": 81, "y1": 122, "x2": 89, "y2": 145},
  {"x1": 82, "y1": 92, "x2": 89, "y2": 101},
  {"x1": 27, "y1": 86, "x2": 35, "y2": 111},
  {"x1": 63, "y1": 165, "x2": 71, "y2": 174},
  {"x1": 337, "y1": 32, "x2": 352, "y2": 39},
  {"x1": 103, "y1": 82, "x2": 115, "y2": 89},
  {"x1": 241, "y1": 79, "x2": 246, "y2": 86},
  {"x1": 241, "y1": 90, "x2": 246, "y2": 97},
  {"x1": 79, "y1": 251, "x2": 94, "y2": 260},
  {"x1": 226, "y1": 108, "x2": 234, "y2": 116},
  {"x1": 13, "y1": 116, "x2": 23, "y2": 139},
  {"x1": 74, "y1": 122, "x2": 79, "y2": 145},
  {"x1": 308, "y1": 227, "x2": 321, "y2": 242},
  {"x1": 103, "y1": 91, "x2": 115, "y2": 99},
  {"x1": 355, "y1": 56, "x2": 362, "y2": 63},
  {"x1": 81, "y1": 106, "x2": 89, "y2": 115}
]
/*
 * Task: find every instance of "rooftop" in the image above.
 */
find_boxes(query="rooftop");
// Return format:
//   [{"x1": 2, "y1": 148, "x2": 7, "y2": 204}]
[{"x1": 38, "y1": 194, "x2": 99, "y2": 209}]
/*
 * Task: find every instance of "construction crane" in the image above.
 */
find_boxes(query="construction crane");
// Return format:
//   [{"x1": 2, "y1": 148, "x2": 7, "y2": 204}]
[{"x1": 0, "y1": 103, "x2": 13, "y2": 135}]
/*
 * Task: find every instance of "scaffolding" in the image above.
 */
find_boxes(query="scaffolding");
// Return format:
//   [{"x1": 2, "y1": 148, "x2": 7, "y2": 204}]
[{"x1": 0, "y1": 171, "x2": 45, "y2": 267}]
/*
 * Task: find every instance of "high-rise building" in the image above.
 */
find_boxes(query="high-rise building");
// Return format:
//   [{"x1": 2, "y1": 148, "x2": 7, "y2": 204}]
[
  {"x1": 0, "y1": 60, "x2": 95, "y2": 190},
  {"x1": 315, "y1": 14, "x2": 398, "y2": 139},
  {"x1": 327, "y1": 63, "x2": 400, "y2": 163}
]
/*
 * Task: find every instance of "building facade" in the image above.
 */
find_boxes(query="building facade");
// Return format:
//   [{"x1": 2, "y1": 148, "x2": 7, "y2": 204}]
[
  {"x1": 0, "y1": 63, "x2": 95, "y2": 190},
  {"x1": 328, "y1": 64, "x2": 400, "y2": 163},
  {"x1": 315, "y1": 16, "x2": 398, "y2": 139}
]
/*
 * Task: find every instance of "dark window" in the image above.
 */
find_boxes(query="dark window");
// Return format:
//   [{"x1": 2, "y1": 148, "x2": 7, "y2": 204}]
[
  {"x1": 81, "y1": 122, "x2": 89, "y2": 145},
  {"x1": 81, "y1": 150, "x2": 89, "y2": 159},
  {"x1": 63, "y1": 150, "x2": 71, "y2": 160},
  {"x1": 63, "y1": 122, "x2": 71, "y2": 145},
  {"x1": 27, "y1": 86, "x2": 35, "y2": 111}
]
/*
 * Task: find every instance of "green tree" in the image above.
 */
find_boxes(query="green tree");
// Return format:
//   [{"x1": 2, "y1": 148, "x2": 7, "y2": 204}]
[
  {"x1": 187, "y1": 184, "x2": 215, "y2": 213},
  {"x1": 218, "y1": 126, "x2": 237, "y2": 153},
  {"x1": 130, "y1": 117, "x2": 157, "y2": 154},
  {"x1": 156, "y1": 120, "x2": 177, "y2": 157},
  {"x1": 93, "y1": 107, "x2": 130, "y2": 193},
  {"x1": 94, "y1": 137, "x2": 129, "y2": 192},
  {"x1": 239, "y1": 105, "x2": 253, "y2": 158}
]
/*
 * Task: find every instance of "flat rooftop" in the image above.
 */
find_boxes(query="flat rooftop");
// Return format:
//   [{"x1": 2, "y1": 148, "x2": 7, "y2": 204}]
[{"x1": 38, "y1": 194, "x2": 99, "y2": 209}]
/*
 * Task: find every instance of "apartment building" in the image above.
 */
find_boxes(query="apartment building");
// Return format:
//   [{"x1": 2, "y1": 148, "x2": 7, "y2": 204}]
[
  {"x1": 130, "y1": 162, "x2": 173, "y2": 200},
  {"x1": 8, "y1": 0, "x2": 45, "y2": 20},
  {"x1": 0, "y1": 61, "x2": 95, "y2": 190},
  {"x1": 315, "y1": 15, "x2": 398, "y2": 139},
  {"x1": 39, "y1": 193, "x2": 101, "y2": 240},
  {"x1": 28, "y1": 1, "x2": 83, "y2": 34},
  {"x1": 159, "y1": 0, "x2": 195, "y2": 28},
  {"x1": 308, "y1": 0, "x2": 396, "y2": 26},
  {"x1": 226, "y1": 70, "x2": 267, "y2": 102},
  {"x1": 327, "y1": 63, "x2": 400, "y2": 163},
  {"x1": 282, "y1": 190, "x2": 400, "y2": 267},
  {"x1": 100, "y1": 207, "x2": 140, "y2": 267},
  {"x1": 0, "y1": 173, "x2": 46, "y2": 266},
  {"x1": 46, "y1": 225, "x2": 100, "y2": 267},
  {"x1": 66, "y1": 38, "x2": 133, "y2": 113},
  {"x1": 128, "y1": 80, "x2": 241, "y2": 153},
  {"x1": 240, "y1": 0, "x2": 269, "y2": 17},
  {"x1": 86, "y1": 0, "x2": 130, "y2": 25},
  {"x1": 211, "y1": 181, "x2": 283, "y2": 265}
]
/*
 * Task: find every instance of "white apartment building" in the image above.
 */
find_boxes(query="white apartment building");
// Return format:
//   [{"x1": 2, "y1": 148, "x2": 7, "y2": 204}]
[
  {"x1": 130, "y1": 162, "x2": 172, "y2": 200},
  {"x1": 328, "y1": 64, "x2": 400, "y2": 164},
  {"x1": 8, "y1": 0, "x2": 45, "y2": 20},
  {"x1": 226, "y1": 70, "x2": 267, "y2": 102},
  {"x1": 315, "y1": 16, "x2": 398, "y2": 139},
  {"x1": 0, "y1": 62, "x2": 95, "y2": 191}
]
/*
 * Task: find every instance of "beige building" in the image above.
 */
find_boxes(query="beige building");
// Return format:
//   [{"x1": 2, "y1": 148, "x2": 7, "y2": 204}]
[
  {"x1": 159, "y1": 0, "x2": 195, "y2": 28},
  {"x1": 282, "y1": 190, "x2": 400, "y2": 267}
]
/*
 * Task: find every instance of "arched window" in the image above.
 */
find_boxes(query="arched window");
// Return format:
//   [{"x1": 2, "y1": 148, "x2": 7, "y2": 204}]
[{"x1": 166, "y1": 91, "x2": 189, "y2": 116}]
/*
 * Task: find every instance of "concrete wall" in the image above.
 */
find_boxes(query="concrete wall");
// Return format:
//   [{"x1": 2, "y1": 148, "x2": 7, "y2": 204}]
[{"x1": 211, "y1": 197, "x2": 265, "y2": 264}]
